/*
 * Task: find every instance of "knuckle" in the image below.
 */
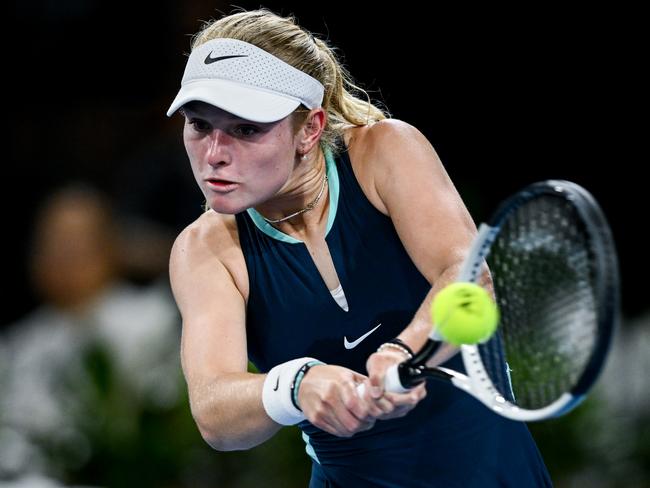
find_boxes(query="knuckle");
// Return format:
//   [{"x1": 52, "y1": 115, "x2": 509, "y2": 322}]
[
  {"x1": 384, "y1": 403, "x2": 399, "y2": 414},
  {"x1": 371, "y1": 406, "x2": 384, "y2": 418},
  {"x1": 346, "y1": 418, "x2": 361, "y2": 432},
  {"x1": 345, "y1": 415, "x2": 363, "y2": 432},
  {"x1": 343, "y1": 395, "x2": 357, "y2": 411},
  {"x1": 354, "y1": 406, "x2": 370, "y2": 421},
  {"x1": 324, "y1": 384, "x2": 337, "y2": 398},
  {"x1": 381, "y1": 400, "x2": 395, "y2": 414},
  {"x1": 311, "y1": 408, "x2": 326, "y2": 424}
]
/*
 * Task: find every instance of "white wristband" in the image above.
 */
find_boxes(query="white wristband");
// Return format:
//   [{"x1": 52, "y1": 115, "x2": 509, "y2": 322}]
[{"x1": 262, "y1": 357, "x2": 320, "y2": 426}]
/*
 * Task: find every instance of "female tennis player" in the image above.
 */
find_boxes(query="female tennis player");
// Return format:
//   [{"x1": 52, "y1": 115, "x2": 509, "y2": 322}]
[{"x1": 167, "y1": 9, "x2": 552, "y2": 487}]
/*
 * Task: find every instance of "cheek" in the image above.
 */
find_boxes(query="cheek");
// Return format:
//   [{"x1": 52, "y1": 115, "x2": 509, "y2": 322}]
[
  {"x1": 241, "y1": 164, "x2": 282, "y2": 200},
  {"x1": 183, "y1": 132, "x2": 198, "y2": 162},
  {"x1": 232, "y1": 159, "x2": 290, "y2": 209},
  {"x1": 183, "y1": 138, "x2": 206, "y2": 179}
]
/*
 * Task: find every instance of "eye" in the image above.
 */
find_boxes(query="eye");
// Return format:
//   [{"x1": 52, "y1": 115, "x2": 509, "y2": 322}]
[
  {"x1": 233, "y1": 125, "x2": 260, "y2": 137},
  {"x1": 188, "y1": 118, "x2": 211, "y2": 133}
]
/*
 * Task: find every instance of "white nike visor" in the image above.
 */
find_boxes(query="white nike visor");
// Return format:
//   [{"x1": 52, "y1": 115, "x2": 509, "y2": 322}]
[{"x1": 167, "y1": 38, "x2": 324, "y2": 123}]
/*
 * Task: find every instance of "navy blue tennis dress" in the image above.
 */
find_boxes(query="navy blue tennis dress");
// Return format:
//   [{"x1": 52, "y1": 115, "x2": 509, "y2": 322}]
[{"x1": 235, "y1": 142, "x2": 552, "y2": 487}]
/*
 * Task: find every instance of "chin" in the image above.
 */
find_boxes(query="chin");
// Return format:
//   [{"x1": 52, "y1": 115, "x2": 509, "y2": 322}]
[{"x1": 205, "y1": 197, "x2": 248, "y2": 215}]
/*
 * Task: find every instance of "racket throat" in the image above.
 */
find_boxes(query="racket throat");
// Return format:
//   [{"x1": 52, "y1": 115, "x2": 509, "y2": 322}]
[{"x1": 397, "y1": 362, "x2": 456, "y2": 388}]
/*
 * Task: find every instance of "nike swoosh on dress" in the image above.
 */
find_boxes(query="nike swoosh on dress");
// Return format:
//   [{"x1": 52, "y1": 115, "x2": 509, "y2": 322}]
[{"x1": 344, "y1": 324, "x2": 382, "y2": 349}]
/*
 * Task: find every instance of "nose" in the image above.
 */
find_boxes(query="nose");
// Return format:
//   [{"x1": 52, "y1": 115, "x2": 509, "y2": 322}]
[{"x1": 206, "y1": 129, "x2": 231, "y2": 168}]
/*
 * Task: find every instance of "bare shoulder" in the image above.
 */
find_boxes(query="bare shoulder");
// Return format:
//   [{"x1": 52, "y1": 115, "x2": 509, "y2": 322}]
[
  {"x1": 170, "y1": 211, "x2": 248, "y2": 300},
  {"x1": 348, "y1": 120, "x2": 475, "y2": 283},
  {"x1": 171, "y1": 211, "x2": 234, "y2": 268},
  {"x1": 344, "y1": 119, "x2": 435, "y2": 215},
  {"x1": 346, "y1": 118, "x2": 430, "y2": 159},
  {"x1": 346, "y1": 118, "x2": 426, "y2": 147},
  {"x1": 172, "y1": 210, "x2": 237, "y2": 256}
]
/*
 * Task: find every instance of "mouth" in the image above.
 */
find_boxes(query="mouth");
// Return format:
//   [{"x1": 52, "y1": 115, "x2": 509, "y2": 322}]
[{"x1": 205, "y1": 177, "x2": 239, "y2": 192}]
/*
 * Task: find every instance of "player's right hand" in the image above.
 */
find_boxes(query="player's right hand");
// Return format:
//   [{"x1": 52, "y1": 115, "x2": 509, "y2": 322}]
[{"x1": 297, "y1": 364, "x2": 380, "y2": 437}]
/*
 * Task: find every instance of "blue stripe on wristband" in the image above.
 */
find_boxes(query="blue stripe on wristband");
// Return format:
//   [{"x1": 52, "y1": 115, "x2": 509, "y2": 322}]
[{"x1": 291, "y1": 360, "x2": 324, "y2": 411}]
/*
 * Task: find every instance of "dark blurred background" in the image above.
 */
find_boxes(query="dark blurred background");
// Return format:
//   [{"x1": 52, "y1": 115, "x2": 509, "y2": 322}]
[{"x1": 3, "y1": 1, "x2": 647, "y2": 487}]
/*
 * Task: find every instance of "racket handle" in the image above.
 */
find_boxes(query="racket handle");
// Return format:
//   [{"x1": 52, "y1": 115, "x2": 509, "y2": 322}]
[{"x1": 356, "y1": 364, "x2": 410, "y2": 397}]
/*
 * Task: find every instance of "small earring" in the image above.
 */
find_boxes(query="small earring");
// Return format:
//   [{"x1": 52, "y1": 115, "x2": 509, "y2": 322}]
[{"x1": 301, "y1": 153, "x2": 309, "y2": 160}]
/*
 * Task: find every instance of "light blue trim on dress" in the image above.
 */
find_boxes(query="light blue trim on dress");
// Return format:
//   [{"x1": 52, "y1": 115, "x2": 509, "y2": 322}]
[
  {"x1": 246, "y1": 147, "x2": 340, "y2": 243},
  {"x1": 302, "y1": 431, "x2": 321, "y2": 464},
  {"x1": 323, "y1": 146, "x2": 339, "y2": 236},
  {"x1": 246, "y1": 209, "x2": 302, "y2": 244}
]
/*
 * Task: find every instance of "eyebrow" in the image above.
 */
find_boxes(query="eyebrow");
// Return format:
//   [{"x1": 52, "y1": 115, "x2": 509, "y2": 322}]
[{"x1": 182, "y1": 107, "x2": 267, "y2": 125}]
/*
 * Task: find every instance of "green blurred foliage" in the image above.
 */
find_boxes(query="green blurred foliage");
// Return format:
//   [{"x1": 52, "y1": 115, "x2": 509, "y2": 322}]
[
  {"x1": 36, "y1": 345, "x2": 311, "y2": 488},
  {"x1": 530, "y1": 395, "x2": 649, "y2": 487}
]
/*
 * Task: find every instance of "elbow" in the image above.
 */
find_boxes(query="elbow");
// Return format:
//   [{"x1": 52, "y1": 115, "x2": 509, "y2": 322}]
[
  {"x1": 195, "y1": 419, "x2": 242, "y2": 452},
  {"x1": 194, "y1": 415, "x2": 259, "y2": 452},
  {"x1": 201, "y1": 435, "x2": 259, "y2": 452},
  {"x1": 188, "y1": 384, "x2": 279, "y2": 451},
  {"x1": 196, "y1": 422, "x2": 225, "y2": 451},
  {"x1": 190, "y1": 396, "x2": 240, "y2": 451}
]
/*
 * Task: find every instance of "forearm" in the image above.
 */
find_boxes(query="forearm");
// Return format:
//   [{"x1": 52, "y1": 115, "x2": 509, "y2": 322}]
[
  {"x1": 397, "y1": 262, "x2": 463, "y2": 363},
  {"x1": 189, "y1": 371, "x2": 281, "y2": 451},
  {"x1": 398, "y1": 258, "x2": 495, "y2": 366}
]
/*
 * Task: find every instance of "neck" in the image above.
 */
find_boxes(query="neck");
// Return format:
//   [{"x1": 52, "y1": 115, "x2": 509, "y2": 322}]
[{"x1": 255, "y1": 150, "x2": 329, "y2": 229}]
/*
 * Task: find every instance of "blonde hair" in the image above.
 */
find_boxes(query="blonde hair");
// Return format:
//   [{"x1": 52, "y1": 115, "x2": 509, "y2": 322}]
[{"x1": 191, "y1": 8, "x2": 389, "y2": 155}]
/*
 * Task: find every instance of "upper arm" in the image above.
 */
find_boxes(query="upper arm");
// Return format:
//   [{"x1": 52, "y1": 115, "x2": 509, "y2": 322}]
[
  {"x1": 366, "y1": 119, "x2": 477, "y2": 283},
  {"x1": 169, "y1": 218, "x2": 248, "y2": 390}
]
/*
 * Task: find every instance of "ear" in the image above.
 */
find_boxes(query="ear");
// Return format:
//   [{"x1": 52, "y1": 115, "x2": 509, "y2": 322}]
[{"x1": 297, "y1": 108, "x2": 326, "y2": 155}]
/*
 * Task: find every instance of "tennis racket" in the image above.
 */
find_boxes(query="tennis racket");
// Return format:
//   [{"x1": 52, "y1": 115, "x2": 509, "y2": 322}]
[{"x1": 361, "y1": 179, "x2": 619, "y2": 421}]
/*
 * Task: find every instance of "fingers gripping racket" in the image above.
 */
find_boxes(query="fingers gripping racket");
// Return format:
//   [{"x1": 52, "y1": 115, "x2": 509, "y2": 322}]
[{"x1": 363, "y1": 180, "x2": 619, "y2": 421}]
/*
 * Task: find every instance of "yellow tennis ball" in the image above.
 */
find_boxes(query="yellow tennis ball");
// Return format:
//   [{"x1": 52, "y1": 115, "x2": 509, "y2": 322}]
[{"x1": 431, "y1": 282, "x2": 499, "y2": 345}]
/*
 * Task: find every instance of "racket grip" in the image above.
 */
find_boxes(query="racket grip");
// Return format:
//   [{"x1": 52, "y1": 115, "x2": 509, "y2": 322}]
[{"x1": 356, "y1": 364, "x2": 410, "y2": 397}]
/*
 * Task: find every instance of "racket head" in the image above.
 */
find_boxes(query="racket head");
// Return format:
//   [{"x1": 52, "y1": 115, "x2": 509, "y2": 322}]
[{"x1": 462, "y1": 180, "x2": 619, "y2": 421}]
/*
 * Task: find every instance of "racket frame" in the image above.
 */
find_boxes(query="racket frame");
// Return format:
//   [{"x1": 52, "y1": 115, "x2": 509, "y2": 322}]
[{"x1": 391, "y1": 180, "x2": 619, "y2": 421}]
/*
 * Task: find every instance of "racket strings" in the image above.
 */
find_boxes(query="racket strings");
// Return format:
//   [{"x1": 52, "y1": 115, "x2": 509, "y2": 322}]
[{"x1": 478, "y1": 194, "x2": 600, "y2": 410}]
